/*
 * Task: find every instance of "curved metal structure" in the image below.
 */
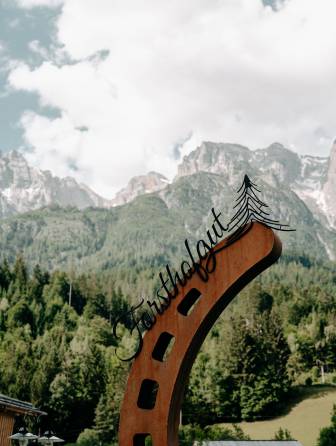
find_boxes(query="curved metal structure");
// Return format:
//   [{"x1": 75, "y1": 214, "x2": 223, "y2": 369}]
[{"x1": 119, "y1": 222, "x2": 282, "y2": 446}]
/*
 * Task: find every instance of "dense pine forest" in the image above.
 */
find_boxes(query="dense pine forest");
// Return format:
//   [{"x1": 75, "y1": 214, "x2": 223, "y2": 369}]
[{"x1": 1, "y1": 253, "x2": 336, "y2": 444}]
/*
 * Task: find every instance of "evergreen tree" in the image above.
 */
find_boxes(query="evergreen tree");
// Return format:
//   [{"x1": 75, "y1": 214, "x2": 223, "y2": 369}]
[
  {"x1": 227, "y1": 311, "x2": 291, "y2": 420},
  {"x1": 13, "y1": 255, "x2": 28, "y2": 293},
  {"x1": 7, "y1": 301, "x2": 35, "y2": 330},
  {"x1": 1, "y1": 250, "x2": 336, "y2": 443},
  {"x1": 94, "y1": 351, "x2": 127, "y2": 444},
  {"x1": 273, "y1": 427, "x2": 293, "y2": 440},
  {"x1": 317, "y1": 405, "x2": 336, "y2": 446},
  {"x1": 0, "y1": 259, "x2": 12, "y2": 289}
]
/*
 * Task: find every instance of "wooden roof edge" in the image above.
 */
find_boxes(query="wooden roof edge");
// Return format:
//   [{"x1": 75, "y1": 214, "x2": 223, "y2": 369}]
[
  {"x1": 1, "y1": 404, "x2": 48, "y2": 416},
  {"x1": 0, "y1": 395, "x2": 47, "y2": 417}
]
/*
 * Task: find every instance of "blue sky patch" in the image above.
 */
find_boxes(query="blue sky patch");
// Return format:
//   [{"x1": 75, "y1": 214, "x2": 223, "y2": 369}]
[{"x1": 0, "y1": 0, "x2": 62, "y2": 152}]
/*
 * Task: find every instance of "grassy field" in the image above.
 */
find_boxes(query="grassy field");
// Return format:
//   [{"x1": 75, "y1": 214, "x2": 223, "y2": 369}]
[{"x1": 221, "y1": 386, "x2": 336, "y2": 446}]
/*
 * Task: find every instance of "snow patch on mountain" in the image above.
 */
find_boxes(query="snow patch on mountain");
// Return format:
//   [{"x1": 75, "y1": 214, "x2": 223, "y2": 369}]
[{"x1": 0, "y1": 150, "x2": 109, "y2": 217}]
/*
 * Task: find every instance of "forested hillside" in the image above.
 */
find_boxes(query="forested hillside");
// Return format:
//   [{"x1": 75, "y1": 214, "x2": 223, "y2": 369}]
[
  {"x1": 0, "y1": 170, "x2": 335, "y2": 274},
  {"x1": 0, "y1": 171, "x2": 335, "y2": 445},
  {"x1": 1, "y1": 254, "x2": 336, "y2": 444}
]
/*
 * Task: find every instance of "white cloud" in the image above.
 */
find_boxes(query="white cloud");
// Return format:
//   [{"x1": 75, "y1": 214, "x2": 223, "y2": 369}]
[
  {"x1": 28, "y1": 40, "x2": 50, "y2": 59},
  {"x1": 15, "y1": 0, "x2": 63, "y2": 8},
  {"x1": 9, "y1": 0, "x2": 336, "y2": 197}
]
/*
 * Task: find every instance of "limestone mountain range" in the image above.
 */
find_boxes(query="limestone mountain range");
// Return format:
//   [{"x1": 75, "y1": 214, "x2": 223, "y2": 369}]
[
  {"x1": 0, "y1": 150, "x2": 109, "y2": 217},
  {"x1": 110, "y1": 140, "x2": 336, "y2": 239},
  {"x1": 0, "y1": 140, "x2": 335, "y2": 267}
]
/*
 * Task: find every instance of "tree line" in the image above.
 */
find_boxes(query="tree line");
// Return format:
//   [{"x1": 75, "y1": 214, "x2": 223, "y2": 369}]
[{"x1": 1, "y1": 254, "x2": 336, "y2": 444}]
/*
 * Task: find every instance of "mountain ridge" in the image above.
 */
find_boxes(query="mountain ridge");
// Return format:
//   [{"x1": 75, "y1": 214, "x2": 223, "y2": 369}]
[
  {"x1": 0, "y1": 141, "x2": 335, "y2": 269},
  {"x1": 0, "y1": 141, "x2": 333, "y2": 229},
  {"x1": 0, "y1": 167, "x2": 334, "y2": 274},
  {"x1": 0, "y1": 150, "x2": 110, "y2": 217}
]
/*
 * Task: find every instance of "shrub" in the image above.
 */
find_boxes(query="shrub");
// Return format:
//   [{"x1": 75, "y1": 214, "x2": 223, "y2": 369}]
[{"x1": 305, "y1": 376, "x2": 313, "y2": 386}]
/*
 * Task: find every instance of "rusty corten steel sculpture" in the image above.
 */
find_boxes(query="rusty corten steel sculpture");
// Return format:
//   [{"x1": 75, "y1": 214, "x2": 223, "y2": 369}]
[{"x1": 119, "y1": 222, "x2": 282, "y2": 446}]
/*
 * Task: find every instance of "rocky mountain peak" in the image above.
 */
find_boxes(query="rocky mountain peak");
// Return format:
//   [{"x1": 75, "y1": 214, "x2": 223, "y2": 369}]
[
  {"x1": 0, "y1": 149, "x2": 34, "y2": 189},
  {"x1": 0, "y1": 141, "x2": 334, "y2": 249},
  {"x1": 176, "y1": 142, "x2": 254, "y2": 185},
  {"x1": 0, "y1": 149, "x2": 109, "y2": 217},
  {"x1": 171, "y1": 141, "x2": 332, "y2": 230},
  {"x1": 263, "y1": 142, "x2": 290, "y2": 152},
  {"x1": 111, "y1": 171, "x2": 170, "y2": 207},
  {"x1": 4, "y1": 149, "x2": 26, "y2": 160},
  {"x1": 253, "y1": 143, "x2": 302, "y2": 185},
  {"x1": 327, "y1": 139, "x2": 336, "y2": 170},
  {"x1": 175, "y1": 141, "x2": 306, "y2": 187},
  {"x1": 322, "y1": 140, "x2": 336, "y2": 227}
]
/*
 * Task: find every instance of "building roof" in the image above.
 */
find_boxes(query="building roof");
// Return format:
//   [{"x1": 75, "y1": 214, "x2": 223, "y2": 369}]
[
  {"x1": 0, "y1": 394, "x2": 47, "y2": 416},
  {"x1": 199, "y1": 442, "x2": 302, "y2": 446}
]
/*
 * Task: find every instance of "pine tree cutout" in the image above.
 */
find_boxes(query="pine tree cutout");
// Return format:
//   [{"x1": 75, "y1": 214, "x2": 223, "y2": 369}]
[{"x1": 228, "y1": 174, "x2": 295, "y2": 234}]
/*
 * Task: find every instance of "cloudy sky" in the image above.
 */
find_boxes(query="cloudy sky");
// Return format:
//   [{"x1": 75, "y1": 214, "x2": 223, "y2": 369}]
[{"x1": 0, "y1": 0, "x2": 336, "y2": 198}]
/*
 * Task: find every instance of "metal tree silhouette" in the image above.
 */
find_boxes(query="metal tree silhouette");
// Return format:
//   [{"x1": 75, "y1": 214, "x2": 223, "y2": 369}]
[{"x1": 228, "y1": 174, "x2": 295, "y2": 235}]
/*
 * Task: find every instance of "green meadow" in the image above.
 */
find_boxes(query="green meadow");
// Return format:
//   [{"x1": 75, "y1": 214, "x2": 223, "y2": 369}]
[{"x1": 221, "y1": 386, "x2": 336, "y2": 446}]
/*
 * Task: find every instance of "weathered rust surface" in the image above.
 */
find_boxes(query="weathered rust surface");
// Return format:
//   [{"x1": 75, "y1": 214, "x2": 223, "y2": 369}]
[{"x1": 119, "y1": 222, "x2": 282, "y2": 446}]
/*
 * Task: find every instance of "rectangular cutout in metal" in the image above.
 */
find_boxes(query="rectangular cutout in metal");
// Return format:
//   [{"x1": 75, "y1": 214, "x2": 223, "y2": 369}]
[
  {"x1": 152, "y1": 332, "x2": 175, "y2": 362},
  {"x1": 177, "y1": 288, "x2": 201, "y2": 316},
  {"x1": 137, "y1": 379, "x2": 159, "y2": 410},
  {"x1": 133, "y1": 433, "x2": 152, "y2": 446}
]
